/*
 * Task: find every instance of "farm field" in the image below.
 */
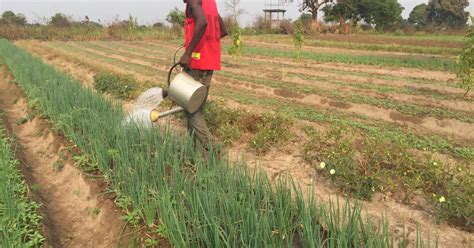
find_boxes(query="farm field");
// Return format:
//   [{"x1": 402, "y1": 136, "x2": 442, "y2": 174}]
[
  {"x1": 1, "y1": 32, "x2": 472, "y2": 247},
  {"x1": 0, "y1": 39, "x2": 422, "y2": 247}
]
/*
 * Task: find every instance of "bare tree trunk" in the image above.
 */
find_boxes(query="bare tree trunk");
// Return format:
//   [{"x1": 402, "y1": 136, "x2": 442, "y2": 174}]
[{"x1": 311, "y1": 10, "x2": 318, "y2": 23}]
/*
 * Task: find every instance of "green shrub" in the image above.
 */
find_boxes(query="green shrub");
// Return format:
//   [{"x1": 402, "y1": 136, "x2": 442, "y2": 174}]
[
  {"x1": 93, "y1": 72, "x2": 137, "y2": 99},
  {"x1": 303, "y1": 124, "x2": 474, "y2": 230},
  {"x1": 456, "y1": 16, "x2": 474, "y2": 96},
  {"x1": 204, "y1": 100, "x2": 243, "y2": 145},
  {"x1": 250, "y1": 113, "x2": 293, "y2": 153}
]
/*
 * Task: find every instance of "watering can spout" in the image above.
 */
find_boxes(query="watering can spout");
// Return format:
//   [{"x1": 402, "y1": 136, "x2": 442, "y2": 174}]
[{"x1": 150, "y1": 106, "x2": 185, "y2": 122}]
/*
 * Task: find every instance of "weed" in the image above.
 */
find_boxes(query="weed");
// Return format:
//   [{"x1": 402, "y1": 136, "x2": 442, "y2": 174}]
[
  {"x1": 93, "y1": 72, "x2": 137, "y2": 99},
  {"x1": 0, "y1": 123, "x2": 44, "y2": 247},
  {"x1": 30, "y1": 184, "x2": 41, "y2": 192},
  {"x1": 250, "y1": 113, "x2": 293, "y2": 153},
  {"x1": 16, "y1": 116, "x2": 28, "y2": 125},
  {"x1": 53, "y1": 160, "x2": 64, "y2": 172},
  {"x1": 303, "y1": 124, "x2": 474, "y2": 229},
  {"x1": 204, "y1": 100, "x2": 243, "y2": 145},
  {"x1": 73, "y1": 189, "x2": 81, "y2": 197},
  {"x1": 73, "y1": 154, "x2": 96, "y2": 172},
  {"x1": 89, "y1": 207, "x2": 101, "y2": 216}
]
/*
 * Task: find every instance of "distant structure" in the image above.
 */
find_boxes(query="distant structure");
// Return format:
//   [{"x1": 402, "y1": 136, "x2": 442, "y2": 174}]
[{"x1": 263, "y1": 0, "x2": 288, "y2": 29}]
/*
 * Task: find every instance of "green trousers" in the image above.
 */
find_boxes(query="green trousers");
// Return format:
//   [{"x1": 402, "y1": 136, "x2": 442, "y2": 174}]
[{"x1": 184, "y1": 69, "x2": 213, "y2": 150}]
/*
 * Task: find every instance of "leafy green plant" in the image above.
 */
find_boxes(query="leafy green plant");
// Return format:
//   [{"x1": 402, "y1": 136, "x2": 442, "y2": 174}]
[
  {"x1": 53, "y1": 160, "x2": 64, "y2": 171},
  {"x1": 456, "y1": 16, "x2": 474, "y2": 97},
  {"x1": 293, "y1": 20, "x2": 304, "y2": 59},
  {"x1": 228, "y1": 23, "x2": 242, "y2": 58},
  {"x1": 250, "y1": 113, "x2": 293, "y2": 153},
  {"x1": 0, "y1": 121, "x2": 45, "y2": 247},
  {"x1": 93, "y1": 72, "x2": 137, "y2": 99},
  {"x1": 204, "y1": 100, "x2": 243, "y2": 145},
  {"x1": 303, "y1": 124, "x2": 474, "y2": 230}
]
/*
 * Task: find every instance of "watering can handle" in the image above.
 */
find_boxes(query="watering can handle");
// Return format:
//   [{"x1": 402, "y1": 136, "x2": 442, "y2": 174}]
[{"x1": 167, "y1": 63, "x2": 193, "y2": 86}]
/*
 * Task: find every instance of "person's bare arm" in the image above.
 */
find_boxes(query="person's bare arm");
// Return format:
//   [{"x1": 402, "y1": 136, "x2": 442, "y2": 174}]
[
  {"x1": 219, "y1": 15, "x2": 228, "y2": 38},
  {"x1": 179, "y1": 0, "x2": 208, "y2": 67}
]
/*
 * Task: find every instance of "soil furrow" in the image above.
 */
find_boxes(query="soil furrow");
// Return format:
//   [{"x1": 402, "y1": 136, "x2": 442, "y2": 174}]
[
  {"x1": 83, "y1": 40, "x2": 468, "y2": 98},
  {"x1": 139, "y1": 40, "x2": 457, "y2": 82},
  {"x1": 0, "y1": 67, "x2": 127, "y2": 248}
]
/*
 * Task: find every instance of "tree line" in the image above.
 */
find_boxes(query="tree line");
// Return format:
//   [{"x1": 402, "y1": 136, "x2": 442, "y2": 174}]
[
  {"x1": 0, "y1": 0, "x2": 470, "y2": 33},
  {"x1": 300, "y1": 0, "x2": 470, "y2": 30}
]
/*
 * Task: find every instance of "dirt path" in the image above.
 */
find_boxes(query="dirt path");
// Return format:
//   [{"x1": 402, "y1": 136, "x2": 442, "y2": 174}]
[{"x1": 0, "y1": 68, "x2": 128, "y2": 247}]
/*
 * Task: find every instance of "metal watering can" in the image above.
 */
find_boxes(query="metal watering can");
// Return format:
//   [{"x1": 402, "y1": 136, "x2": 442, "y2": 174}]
[{"x1": 149, "y1": 63, "x2": 207, "y2": 122}]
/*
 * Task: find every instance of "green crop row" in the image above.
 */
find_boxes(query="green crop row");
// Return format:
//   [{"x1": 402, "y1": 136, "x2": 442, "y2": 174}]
[
  {"x1": 121, "y1": 40, "x2": 458, "y2": 88},
  {"x1": 0, "y1": 116, "x2": 44, "y2": 247},
  {"x1": 0, "y1": 39, "x2": 428, "y2": 247},
  {"x1": 50, "y1": 42, "x2": 163, "y2": 78},
  {"x1": 43, "y1": 41, "x2": 472, "y2": 157},
  {"x1": 246, "y1": 36, "x2": 460, "y2": 55},
  {"x1": 214, "y1": 87, "x2": 474, "y2": 229},
  {"x1": 217, "y1": 70, "x2": 474, "y2": 124},
  {"x1": 38, "y1": 41, "x2": 474, "y2": 161},
  {"x1": 214, "y1": 86, "x2": 474, "y2": 162},
  {"x1": 227, "y1": 45, "x2": 456, "y2": 71}
]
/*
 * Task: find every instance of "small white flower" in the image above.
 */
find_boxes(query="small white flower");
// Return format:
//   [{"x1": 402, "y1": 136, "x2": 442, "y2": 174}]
[
  {"x1": 319, "y1": 162, "x2": 326, "y2": 169},
  {"x1": 439, "y1": 196, "x2": 446, "y2": 203},
  {"x1": 433, "y1": 161, "x2": 438, "y2": 166},
  {"x1": 330, "y1": 169, "x2": 336, "y2": 175}
]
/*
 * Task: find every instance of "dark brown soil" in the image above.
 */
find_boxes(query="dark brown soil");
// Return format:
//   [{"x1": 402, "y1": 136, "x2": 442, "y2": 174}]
[
  {"x1": 390, "y1": 111, "x2": 424, "y2": 125},
  {"x1": 329, "y1": 100, "x2": 353, "y2": 109},
  {"x1": 274, "y1": 88, "x2": 304, "y2": 99}
]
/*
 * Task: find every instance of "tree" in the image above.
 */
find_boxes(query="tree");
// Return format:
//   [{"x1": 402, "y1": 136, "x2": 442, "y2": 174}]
[
  {"x1": 456, "y1": 16, "x2": 474, "y2": 96},
  {"x1": 408, "y1": 4, "x2": 428, "y2": 27},
  {"x1": 225, "y1": 0, "x2": 245, "y2": 23},
  {"x1": 322, "y1": 0, "x2": 403, "y2": 29},
  {"x1": 322, "y1": 0, "x2": 359, "y2": 24},
  {"x1": 50, "y1": 13, "x2": 71, "y2": 27},
  {"x1": 426, "y1": 0, "x2": 469, "y2": 28},
  {"x1": 366, "y1": 0, "x2": 404, "y2": 29},
  {"x1": 1, "y1": 11, "x2": 27, "y2": 26},
  {"x1": 299, "y1": 0, "x2": 334, "y2": 23},
  {"x1": 293, "y1": 20, "x2": 304, "y2": 59},
  {"x1": 166, "y1": 8, "x2": 185, "y2": 28}
]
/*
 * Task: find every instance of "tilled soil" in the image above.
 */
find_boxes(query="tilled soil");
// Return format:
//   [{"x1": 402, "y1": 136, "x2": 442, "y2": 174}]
[{"x1": 0, "y1": 67, "x2": 129, "y2": 247}]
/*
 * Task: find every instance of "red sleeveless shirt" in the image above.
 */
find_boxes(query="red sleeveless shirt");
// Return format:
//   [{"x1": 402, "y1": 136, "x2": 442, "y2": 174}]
[{"x1": 185, "y1": 0, "x2": 221, "y2": 71}]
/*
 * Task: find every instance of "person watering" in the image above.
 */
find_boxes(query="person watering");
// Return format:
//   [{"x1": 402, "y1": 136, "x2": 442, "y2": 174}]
[{"x1": 164, "y1": 0, "x2": 227, "y2": 149}]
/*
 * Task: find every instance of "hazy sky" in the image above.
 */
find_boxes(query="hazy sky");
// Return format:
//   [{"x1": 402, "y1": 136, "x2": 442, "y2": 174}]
[{"x1": 0, "y1": 0, "x2": 473, "y2": 26}]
